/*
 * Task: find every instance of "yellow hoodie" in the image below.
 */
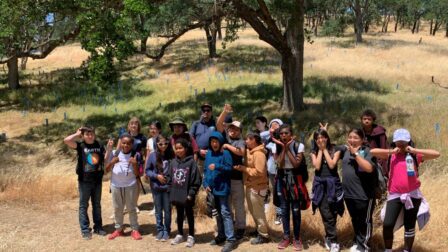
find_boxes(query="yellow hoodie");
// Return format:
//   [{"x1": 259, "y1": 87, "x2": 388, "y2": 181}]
[{"x1": 242, "y1": 144, "x2": 269, "y2": 190}]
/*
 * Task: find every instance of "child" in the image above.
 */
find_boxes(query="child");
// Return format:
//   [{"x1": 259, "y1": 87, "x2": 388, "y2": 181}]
[
  {"x1": 203, "y1": 131, "x2": 236, "y2": 252},
  {"x1": 310, "y1": 129, "x2": 344, "y2": 252},
  {"x1": 254, "y1": 116, "x2": 270, "y2": 144},
  {"x1": 216, "y1": 104, "x2": 247, "y2": 239},
  {"x1": 340, "y1": 129, "x2": 376, "y2": 252},
  {"x1": 145, "y1": 135, "x2": 174, "y2": 242},
  {"x1": 105, "y1": 134, "x2": 142, "y2": 240},
  {"x1": 64, "y1": 126, "x2": 106, "y2": 240},
  {"x1": 371, "y1": 129, "x2": 440, "y2": 252},
  {"x1": 168, "y1": 138, "x2": 201, "y2": 248},
  {"x1": 169, "y1": 117, "x2": 199, "y2": 160},
  {"x1": 116, "y1": 117, "x2": 147, "y2": 213},
  {"x1": 234, "y1": 132, "x2": 270, "y2": 245},
  {"x1": 147, "y1": 120, "x2": 162, "y2": 156},
  {"x1": 266, "y1": 119, "x2": 283, "y2": 225},
  {"x1": 272, "y1": 124, "x2": 310, "y2": 251}
]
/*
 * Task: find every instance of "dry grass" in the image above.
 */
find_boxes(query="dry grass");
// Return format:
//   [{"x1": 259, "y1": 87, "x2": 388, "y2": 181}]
[{"x1": 0, "y1": 23, "x2": 447, "y2": 251}]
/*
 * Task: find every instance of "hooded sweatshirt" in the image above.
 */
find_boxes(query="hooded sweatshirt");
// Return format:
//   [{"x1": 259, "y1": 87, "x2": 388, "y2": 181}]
[
  {"x1": 203, "y1": 131, "x2": 233, "y2": 196},
  {"x1": 243, "y1": 144, "x2": 269, "y2": 190},
  {"x1": 168, "y1": 155, "x2": 201, "y2": 206},
  {"x1": 145, "y1": 151, "x2": 170, "y2": 192},
  {"x1": 364, "y1": 124, "x2": 388, "y2": 149}
]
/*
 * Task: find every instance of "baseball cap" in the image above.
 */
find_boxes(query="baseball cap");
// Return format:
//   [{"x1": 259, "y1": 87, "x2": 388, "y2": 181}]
[
  {"x1": 228, "y1": 121, "x2": 242, "y2": 130},
  {"x1": 393, "y1": 128, "x2": 411, "y2": 142},
  {"x1": 201, "y1": 103, "x2": 212, "y2": 111}
]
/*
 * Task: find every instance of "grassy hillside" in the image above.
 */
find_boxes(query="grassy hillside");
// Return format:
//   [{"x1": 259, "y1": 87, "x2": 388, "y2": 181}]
[{"x1": 0, "y1": 25, "x2": 447, "y2": 251}]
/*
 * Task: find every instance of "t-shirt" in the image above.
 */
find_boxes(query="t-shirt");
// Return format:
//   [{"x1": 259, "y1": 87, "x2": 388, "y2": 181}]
[
  {"x1": 340, "y1": 145, "x2": 376, "y2": 200},
  {"x1": 266, "y1": 142, "x2": 277, "y2": 175},
  {"x1": 109, "y1": 150, "x2": 137, "y2": 188},
  {"x1": 388, "y1": 153, "x2": 423, "y2": 194},
  {"x1": 131, "y1": 133, "x2": 147, "y2": 154},
  {"x1": 76, "y1": 141, "x2": 104, "y2": 182},
  {"x1": 314, "y1": 147, "x2": 340, "y2": 178},
  {"x1": 275, "y1": 142, "x2": 304, "y2": 169},
  {"x1": 227, "y1": 136, "x2": 245, "y2": 180},
  {"x1": 146, "y1": 137, "x2": 156, "y2": 154}
]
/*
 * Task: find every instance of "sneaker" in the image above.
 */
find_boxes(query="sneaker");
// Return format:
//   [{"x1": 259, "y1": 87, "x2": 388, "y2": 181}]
[
  {"x1": 108, "y1": 230, "x2": 123, "y2": 240},
  {"x1": 292, "y1": 239, "x2": 303, "y2": 251},
  {"x1": 131, "y1": 230, "x2": 142, "y2": 240},
  {"x1": 274, "y1": 214, "x2": 282, "y2": 225},
  {"x1": 330, "y1": 243, "x2": 340, "y2": 252},
  {"x1": 350, "y1": 244, "x2": 364, "y2": 252},
  {"x1": 278, "y1": 237, "x2": 290, "y2": 249},
  {"x1": 324, "y1": 237, "x2": 331, "y2": 250},
  {"x1": 251, "y1": 235, "x2": 270, "y2": 245},
  {"x1": 93, "y1": 228, "x2": 107, "y2": 236},
  {"x1": 235, "y1": 229, "x2": 245, "y2": 240},
  {"x1": 171, "y1": 234, "x2": 184, "y2": 245},
  {"x1": 161, "y1": 231, "x2": 170, "y2": 242},
  {"x1": 82, "y1": 232, "x2": 92, "y2": 240},
  {"x1": 155, "y1": 231, "x2": 164, "y2": 241},
  {"x1": 221, "y1": 241, "x2": 236, "y2": 252},
  {"x1": 248, "y1": 230, "x2": 258, "y2": 237},
  {"x1": 149, "y1": 208, "x2": 155, "y2": 215},
  {"x1": 210, "y1": 236, "x2": 226, "y2": 245},
  {"x1": 185, "y1": 235, "x2": 195, "y2": 248}
]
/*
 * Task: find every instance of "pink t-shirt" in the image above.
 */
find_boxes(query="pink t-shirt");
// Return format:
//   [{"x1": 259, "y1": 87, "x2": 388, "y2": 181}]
[{"x1": 388, "y1": 153, "x2": 423, "y2": 194}]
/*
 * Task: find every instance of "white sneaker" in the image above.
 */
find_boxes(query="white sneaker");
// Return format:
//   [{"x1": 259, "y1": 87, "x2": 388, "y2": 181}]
[
  {"x1": 185, "y1": 235, "x2": 195, "y2": 248},
  {"x1": 350, "y1": 244, "x2": 364, "y2": 252},
  {"x1": 324, "y1": 237, "x2": 331, "y2": 250},
  {"x1": 330, "y1": 243, "x2": 340, "y2": 252},
  {"x1": 171, "y1": 234, "x2": 184, "y2": 245}
]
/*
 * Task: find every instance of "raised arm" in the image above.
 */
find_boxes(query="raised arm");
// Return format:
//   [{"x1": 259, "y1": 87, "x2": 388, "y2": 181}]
[
  {"x1": 407, "y1": 146, "x2": 440, "y2": 161},
  {"x1": 64, "y1": 128, "x2": 82, "y2": 149},
  {"x1": 216, "y1": 104, "x2": 232, "y2": 133}
]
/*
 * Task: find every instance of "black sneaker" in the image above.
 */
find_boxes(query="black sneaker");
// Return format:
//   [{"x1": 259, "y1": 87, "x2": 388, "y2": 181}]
[
  {"x1": 248, "y1": 230, "x2": 258, "y2": 237},
  {"x1": 82, "y1": 232, "x2": 92, "y2": 240},
  {"x1": 221, "y1": 241, "x2": 236, "y2": 252},
  {"x1": 93, "y1": 228, "x2": 107, "y2": 236},
  {"x1": 250, "y1": 235, "x2": 270, "y2": 245},
  {"x1": 235, "y1": 229, "x2": 245, "y2": 240},
  {"x1": 210, "y1": 236, "x2": 226, "y2": 245}
]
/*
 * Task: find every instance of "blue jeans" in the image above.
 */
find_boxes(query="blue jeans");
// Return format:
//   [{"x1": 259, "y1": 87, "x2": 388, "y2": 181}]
[
  {"x1": 78, "y1": 180, "x2": 103, "y2": 234},
  {"x1": 215, "y1": 195, "x2": 236, "y2": 242},
  {"x1": 153, "y1": 190, "x2": 171, "y2": 234},
  {"x1": 279, "y1": 192, "x2": 301, "y2": 239}
]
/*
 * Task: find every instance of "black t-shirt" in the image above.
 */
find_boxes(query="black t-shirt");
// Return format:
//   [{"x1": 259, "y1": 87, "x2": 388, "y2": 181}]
[
  {"x1": 226, "y1": 135, "x2": 245, "y2": 181},
  {"x1": 76, "y1": 141, "x2": 105, "y2": 182},
  {"x1": 313, "y1": 147, "x2": 340, "y2": 178},
  {"x1": 131, "y1": 133, "x2": 147, "y2": 154},
  {"x1": 340, "y1": 145, "x2": 376, "y2": 200}
]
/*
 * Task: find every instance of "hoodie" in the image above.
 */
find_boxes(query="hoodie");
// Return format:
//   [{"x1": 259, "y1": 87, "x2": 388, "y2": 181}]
[
  {"x1": 145, "y1": 151, "x2": 170, "y2": 192},
  {"x1": 203, "y1": 131, "x2": 233, "y2": 196},
  {"x1": 243, "y1": 144, "x2": 269, "y2": 190},
  {"x1": 167, "y1": 155, "x2": 201, "y2": 206},
  {"x1": 364, "y1": 124, "x2": 388, "y2": 149}
]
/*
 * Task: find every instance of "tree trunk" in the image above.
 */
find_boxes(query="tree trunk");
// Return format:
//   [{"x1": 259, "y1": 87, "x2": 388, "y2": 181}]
[
  {"x1": 140, "y1": 37, "x2": 148, "y2": 53},
  {"x1": 20, "y1": 57, "x2": 28, "y2": 70},
  {"x1": 204, "y1": 23, "x2": 218, "y2": 58},
  {"x1": 416, "y1": 19, "x2": 420, "y2": 33},
  {"x1": 364, "y1": 20, "x2": 370, "y2": 33},
  {"x1": 281, "y1": 1, "x2": 305, "y2": 112},
  {"x1": 446, "y1": 22, "x2": 448, "y2": 37},
  {"x1": 432, "y1": 21, "x2": 440, "y2": 36},
  {"x1": 430, "y1": 19, "x2": 434, "y2": 35},
  {"x1": 7, "y1": 56, "x2": 20, "y2": 89},
  {"x1": 354, "y1": 0, "x2": 363, "y2": 43},
  {"x1": 394, "y1": 12, "x2": 399, "y2": 32},
  {"x1": 215, "y1": 18, "x2": 222, "y2": 40},
  {"x1": 412, "y1": 19, "x2": 417, "y2": 34}
]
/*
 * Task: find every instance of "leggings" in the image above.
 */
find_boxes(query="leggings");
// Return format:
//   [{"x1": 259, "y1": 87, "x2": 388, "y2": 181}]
[
  {"x1": 383, "y1": 197, "x2": 421, "y2": 250},
  {"x1": 176, "y1": 204, "x2": 195, "y2": 237}
]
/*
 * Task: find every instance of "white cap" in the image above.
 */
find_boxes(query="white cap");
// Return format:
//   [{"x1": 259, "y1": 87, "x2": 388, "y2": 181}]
[{"x1": 393, "y1": 128, "x2": 411, "y2": 142}]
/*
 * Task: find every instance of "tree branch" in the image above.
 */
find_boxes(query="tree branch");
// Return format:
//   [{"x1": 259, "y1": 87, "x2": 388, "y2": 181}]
[{"x1": 256, "y1": 0, "x2": 283, "y2": 40}]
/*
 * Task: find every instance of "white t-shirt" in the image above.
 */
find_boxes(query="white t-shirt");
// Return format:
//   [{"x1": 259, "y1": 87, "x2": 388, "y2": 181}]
[
  {"x1": 274, "y1": 142, "x2": 305, "y2": 169},
  {"x1": 110, "y1": 150, "x2": 137, "y2": 187},
  {"x1": 266, "y1": 142, "x2": 277, "y2": 175},
  {"x1": 146, "y1": 137, "x2": 155, "y2": 154}
]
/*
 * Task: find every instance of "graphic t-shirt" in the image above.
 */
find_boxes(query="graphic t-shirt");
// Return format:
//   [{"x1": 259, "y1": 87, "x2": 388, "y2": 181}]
[
  {"x1": 109, "y1": 150, "x2": 137, "y2": 188},
  {"x1": 388, "y1": 153, "x2": 423, "y2": 194},
  {"x1": 76, "y1": 141, "x2": 104, "y2": 182}
]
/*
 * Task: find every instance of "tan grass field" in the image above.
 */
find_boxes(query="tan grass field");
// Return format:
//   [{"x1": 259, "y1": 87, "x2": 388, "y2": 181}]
[{"x1": 0, "y1": 22, "x2": 447, "y2": 252}]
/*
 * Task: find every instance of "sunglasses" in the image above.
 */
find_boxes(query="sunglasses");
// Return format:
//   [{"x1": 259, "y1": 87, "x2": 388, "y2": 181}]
[
  {"x1": 157, "y1": 142, "x2": 169, "y2": 146},
  {"x1": 279, "y1": 131, "x2": 290, "y2": 135},
  {"x1": 202, "y1": 109, "x2": 211, "y2": 113}
]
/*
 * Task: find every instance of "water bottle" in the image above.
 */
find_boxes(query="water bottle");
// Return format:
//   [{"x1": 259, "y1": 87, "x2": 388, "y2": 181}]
[{"x1": 406, "y1": 153, "x2": 415, "y2": 177}]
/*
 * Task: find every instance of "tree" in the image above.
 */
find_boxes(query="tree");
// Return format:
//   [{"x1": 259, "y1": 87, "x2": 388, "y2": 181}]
[
  {"x1": 227, "y1": 0, "x2": 306, "y2": 112},
  {"x1": 347, "y1": 0, "x2": 370, "y2": 43},
  {"x1": 0, "y1": 0, "x2": 79, "y2": 89}
]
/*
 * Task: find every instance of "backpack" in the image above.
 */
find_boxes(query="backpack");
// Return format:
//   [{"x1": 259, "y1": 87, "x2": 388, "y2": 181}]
[{"x1": 289, "y1": 141, "x2": 309, "y2": 183}]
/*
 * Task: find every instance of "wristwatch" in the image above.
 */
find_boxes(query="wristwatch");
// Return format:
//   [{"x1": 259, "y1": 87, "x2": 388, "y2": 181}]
[{"x1": 353, "y1": 152, "x2": 359, "y2": 157}]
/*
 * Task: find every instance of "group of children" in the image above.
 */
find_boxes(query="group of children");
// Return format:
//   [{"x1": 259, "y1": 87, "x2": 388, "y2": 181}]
[{"x1": 64, "y1": 105, "x2": 440, "y2": 252}]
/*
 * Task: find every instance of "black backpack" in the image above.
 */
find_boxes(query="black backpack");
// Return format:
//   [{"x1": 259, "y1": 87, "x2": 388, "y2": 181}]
[{"x1": 289, "y1": 141, "x2": 309, "y2": 183}]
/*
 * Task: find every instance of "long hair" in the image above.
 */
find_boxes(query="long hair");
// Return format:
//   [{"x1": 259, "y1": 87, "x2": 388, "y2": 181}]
[
  {"x1": 128, "y1": 116, "x2": 142, "y2": 133},
  {"x1": 276, "y1": 124, "x2": 294, "y2": 154},
  {"x1": 155, "y1": 135, "x2": 174, "y2": 173},
  {"x1": 312, "y1": 129, "x2": 334, "y2": 154}
]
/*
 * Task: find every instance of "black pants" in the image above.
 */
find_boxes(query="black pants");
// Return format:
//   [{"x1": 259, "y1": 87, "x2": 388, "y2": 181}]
[
  {"x1": 176, "y1": 204, "x2": 195, "y2": 237},
  {"x1": 383, "y1": 197, "x2": 421, "y2": 248},
  {"x1": 319, "y1": 195, "x2": 338, "y2": 243},
  {"x1": 344, "y1": 198, "x2": 375, "y2": 250}
]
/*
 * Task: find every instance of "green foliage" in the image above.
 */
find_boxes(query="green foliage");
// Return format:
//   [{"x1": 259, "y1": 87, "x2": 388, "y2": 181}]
[{"x1": 321, "y1": 18, "x2": 348, "y2": 37}]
